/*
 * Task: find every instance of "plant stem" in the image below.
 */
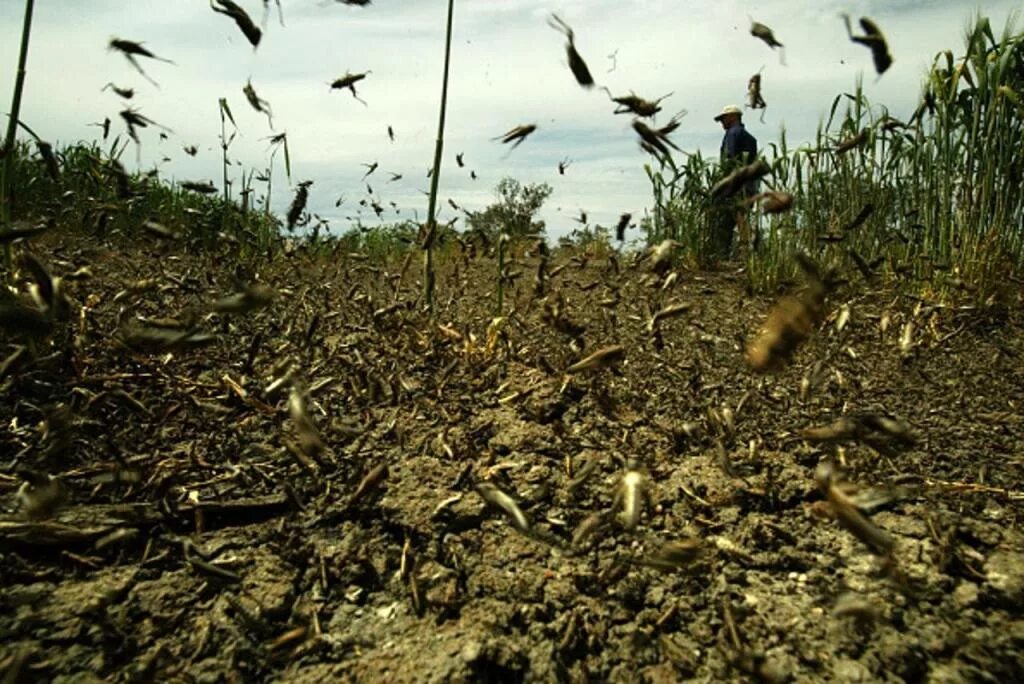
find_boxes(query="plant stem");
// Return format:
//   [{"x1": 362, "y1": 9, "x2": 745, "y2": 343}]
[
  {"x1": 0, "y1": 0, "x2": 36, "y2": 272},
  {"x1": 423, "y1": 0, "x2": 455, "y2": 312}
]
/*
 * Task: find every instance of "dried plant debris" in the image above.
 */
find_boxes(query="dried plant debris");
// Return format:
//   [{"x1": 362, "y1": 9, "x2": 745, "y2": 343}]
[
  {"x1": 211, "y1": 0, "x2": 263, "y2": 48},
  {"x1": 843, "y1": 15, "x2": 893, "y2": 75},
  {"x1": 548, "y1": 14, "x2": 595, "y2": 88}
]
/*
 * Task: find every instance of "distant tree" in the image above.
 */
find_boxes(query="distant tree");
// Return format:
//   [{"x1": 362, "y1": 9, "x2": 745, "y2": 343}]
[{"x1": 466, "y1": 177, "x2": 553, "y2": 239}]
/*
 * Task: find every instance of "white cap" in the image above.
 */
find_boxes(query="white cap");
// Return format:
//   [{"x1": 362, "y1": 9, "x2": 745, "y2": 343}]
[{"x1": 714, "y1": 105, "x2": 743, "y2": 122}]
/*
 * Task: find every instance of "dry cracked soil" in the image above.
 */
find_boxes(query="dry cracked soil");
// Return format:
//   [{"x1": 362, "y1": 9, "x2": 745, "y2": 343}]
[{"x1": 2, "y1": 232, "x2": 1023, "y2": 682}]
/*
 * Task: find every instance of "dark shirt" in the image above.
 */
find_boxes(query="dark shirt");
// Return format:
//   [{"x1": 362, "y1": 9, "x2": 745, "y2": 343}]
[
  {"x1": 720, "y1": 123, "x2": 757, "y2": 164},
  {"x1": 720, "y1": 123, "x2": 758, "y2": 197}
]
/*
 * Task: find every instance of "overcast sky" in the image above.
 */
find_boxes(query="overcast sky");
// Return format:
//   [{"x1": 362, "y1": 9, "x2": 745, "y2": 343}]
[{"x1": 0, "y1": 0, "x2": 1018, "y2": 241}]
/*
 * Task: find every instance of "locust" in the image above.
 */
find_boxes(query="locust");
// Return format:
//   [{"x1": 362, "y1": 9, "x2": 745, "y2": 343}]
[
  {"x1": 89, "y1": 117, "x2": 112, "y2": 140},
  {"x1": 848, "y1": 249, "x2": 883, "y2": 282},
  {"x1": 243, "y1": 79, "x2": 273, "y2": 127},
  {"x1": 120, "y1": 324, "x2": 218, "y2": 353},
  {"x1": 645, "y1": 238, "x2": 680, "y2": 274},
  {"x1": 16, "y1": 470, "x2": 67, "y2": 520},
  {"x1": 0, "y1": 221, "x2": 50, "y2": 244},
  {"x1": 349, "y1": 463, "x2": 388, "y2": 506},
  {"x1": 647, "y1": 302, "x2": 692, "y2": 334},
  {"x1": 361, "y1": 161, "x2": 378, "y2": 179},
  {"x1": 287, "y1": 181, "x2": 313, "y2": 231},
  {"x1": 455, "y1": 152, "x2": 465, "y2": 167},
  {"x1": 634, "y1": 538, "x2": 703, "y2": 571},
  {"x1": 119, "y1": 108, "x2": 171, "y2": 144},
  {"x1": 183, "y1": 144, "x2": 199, "y2": 156},
  {"x1": 0, "y1": 304, "x2": 53, "y2": 338},
  {"x1": 749, "y1": 18, "x2": 785, "y2": 64},
  {"x1": 474, "y1": 481, "x2": 531, "y2": 535},
  {"x1": 142, "y1": 220, "x2": 181, "y2": 240},
  {"x1": 548, "y1": 13, "x2": 594, "y2": 88},
  {"x1": 35, "y1": 141, "x2": 59, "y2": 182},
  {"x1": 212, "y1": 283, "x2": 277, "y2": 314},
  {"x1": 604, "y1": 88, "x2": 671, "y2": 118},
  {"x1": 633, "y1": 120, "x2": 679, "y2": 159},
  {"x1": 815, "y1": 461, "x2": 895, "y2": 556},
  {"x1": 843, "y1": 15, "x2": 893, "y2": 76},
  {"x1": 181, "y1": 180, "x2": 218, "y2": 194},
  {"x1": 746, "y1": 253, "x2": 835, "y2": 372},
  {"x1": 108, "y1": 38, "x2": 174, "y2": 86},
  {"x1": 102, "y1": 82, "x2": 134, "y2": 99},
  {"x1": 558, "y1": 158, "x2": 572, "y2": 175},
  {"x1": 746, "y1": 190, "x2": 794, "y2": 214},
  {"x1": 211, "y1": 0, "x2": 262, "y2": 48},
  {"x1": 571, "y1": 512, "x2": 608, "y2": 549},
  {"x1": 330, "y1": 71, "x2": 371, "y2": 104},
  {"x1": 615, "y1": 213, "x2": 631, "y2": 241},
  {"x1": 289, "y1": 387, "x2": 326, "y2": 460},
  {"x1": 566, "y1": 345, "x2": 625, "y2": 373},
  {"x1": 613, "y1": 458, "x2": 649, "y2": 530},
  {"x1": 108, "y1": 159, "x2": 132, "y2": 198},
  {"x1": 835, "y1": 129, "x2": 869, "y2": 154},
  {"x1": 494, "y1": 124, "x2": 537, "y2": 151},
  {"x1": 746, "y1": 71, "x2": 766, "y2": 122},
  {"x1": 387, "y1": 125, "x2": 395, "y2": 142},
  {"x1": 711, "y1": 159, "x2": 771, "y2": 199}
]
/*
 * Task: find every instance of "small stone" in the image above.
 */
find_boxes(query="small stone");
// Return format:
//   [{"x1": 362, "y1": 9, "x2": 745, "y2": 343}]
[
  {"x1": 460, "y1": 640, "x2": 483, "y2": 664},
  {"x1": 986, "y1": 550, "x2": 1024, "y2": 609},
  {"x1": 953, "y1": 582, "x2": 979, "y2": 607}
]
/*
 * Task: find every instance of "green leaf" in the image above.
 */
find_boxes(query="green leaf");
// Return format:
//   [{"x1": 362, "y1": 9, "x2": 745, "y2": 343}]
[
  {"x1": 219, "y1": 98, "x2": 238, "y2": 129},
  {"x1": 282, "y1": 135, "x2": 291, "y2": 183}
]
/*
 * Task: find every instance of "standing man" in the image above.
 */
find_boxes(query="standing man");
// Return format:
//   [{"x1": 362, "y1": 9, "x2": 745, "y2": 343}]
[{"x1": 710, "y1": 104, "x2": 758, "y2": 258}]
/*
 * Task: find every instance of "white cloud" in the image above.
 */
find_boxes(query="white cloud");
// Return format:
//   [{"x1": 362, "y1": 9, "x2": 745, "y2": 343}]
[{"x1": 1, "y1": 0, "x2": 1018, "y2": 239}]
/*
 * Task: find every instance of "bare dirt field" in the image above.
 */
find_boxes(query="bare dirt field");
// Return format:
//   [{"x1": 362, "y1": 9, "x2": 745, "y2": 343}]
[{"x1": 2, "y1": 233, "x2": 1023, "y2": 682}]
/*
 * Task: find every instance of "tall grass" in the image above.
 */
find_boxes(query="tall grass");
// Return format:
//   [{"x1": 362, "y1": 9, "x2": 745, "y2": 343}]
[
  {"x1": 646, "y1": 16, "x2": 1024, "y2": 298},
  {"x1": 4, "y1": 139, "x2": 279, "y2": 255}
]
